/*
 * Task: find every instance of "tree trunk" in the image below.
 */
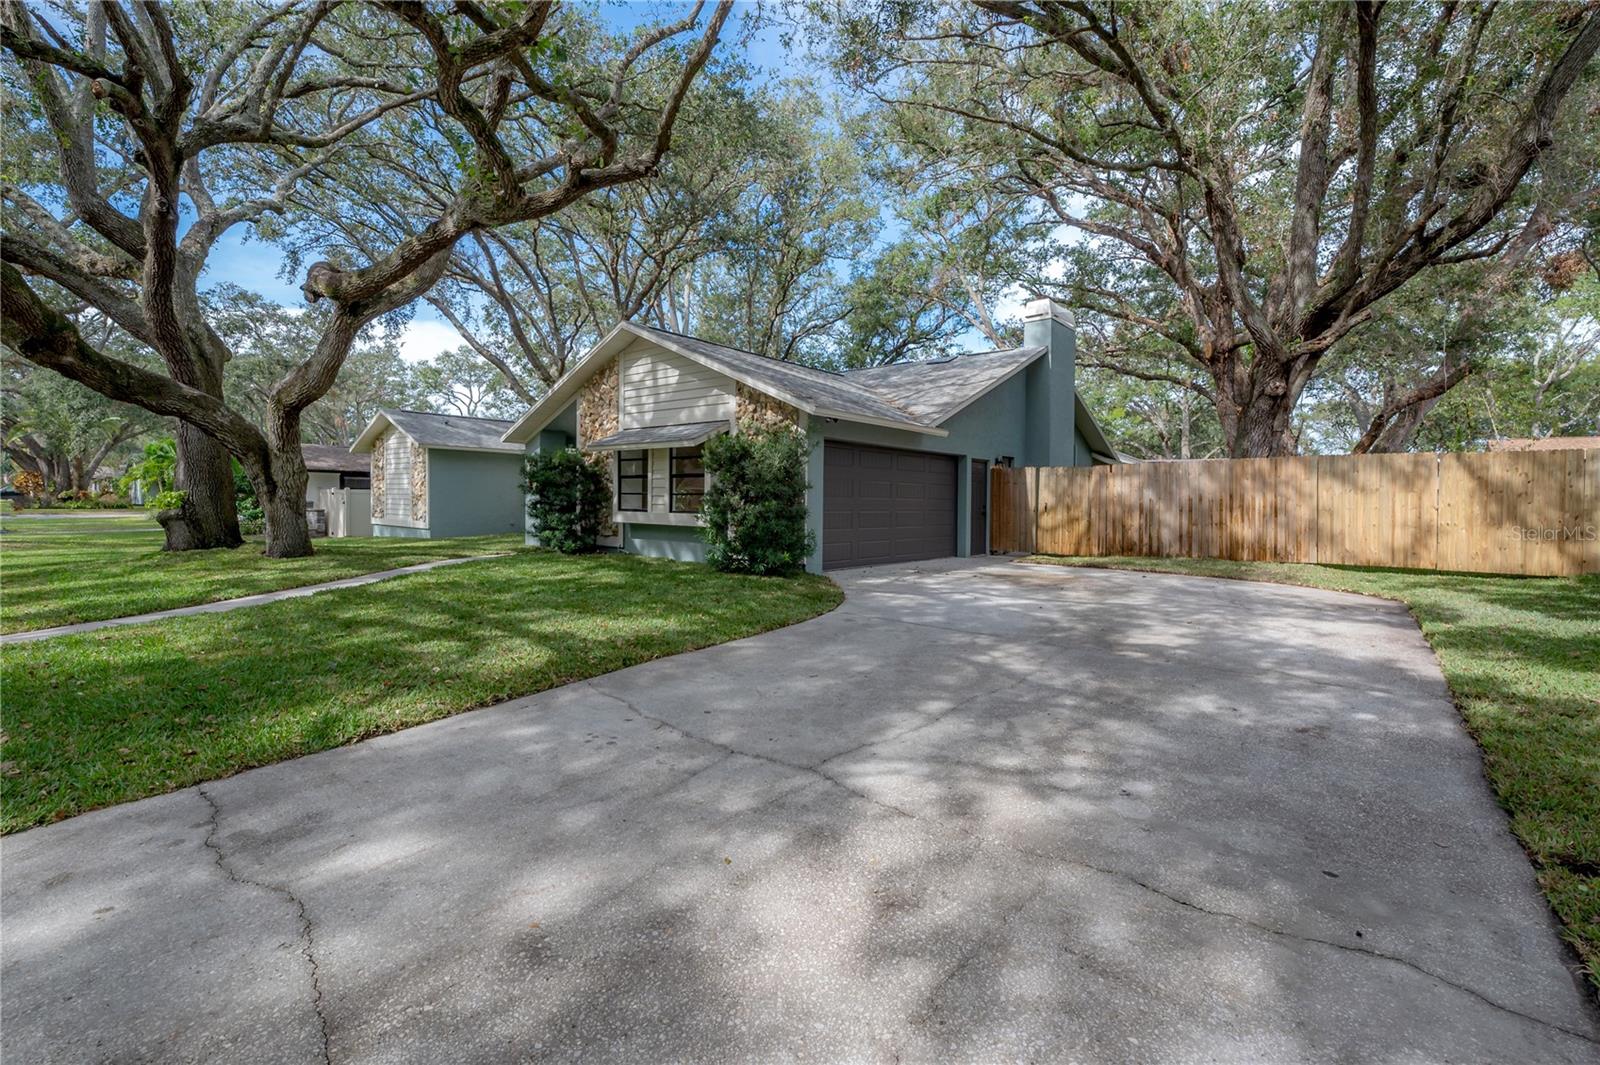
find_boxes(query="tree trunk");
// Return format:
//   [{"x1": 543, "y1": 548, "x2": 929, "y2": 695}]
[
  {"x1": 260, "y1": 475, "x2": 312, "y2": 558},
  {"x1": 259, "y1": 413, "x2": 313, "y2": 558},
  {"x1": 160, "y1": 424, "x2": 241, "y2": 551},
  {"x1": 1231, "y1": 396, "x2": 1296, "y2": 456}
]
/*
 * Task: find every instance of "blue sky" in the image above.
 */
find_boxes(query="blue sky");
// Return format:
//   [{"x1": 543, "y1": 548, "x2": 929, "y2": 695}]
[{"x1": 206, "y1": 1, "x2": 817, "y2": 363}]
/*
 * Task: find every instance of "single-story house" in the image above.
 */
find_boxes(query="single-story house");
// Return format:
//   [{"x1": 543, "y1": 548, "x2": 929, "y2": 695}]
[
  {"x1": 500, "y1": 298, "x2": 1114, "y2": 572},
  {"x1": 302, "y1": 445, "x2": 372, "y2": 538},
  {"x1": 350, "y1": 409, "x2": 526, "y2": 539},
  {"x1": 303, "y1": 444, "x2": 371, "y2": 504}
]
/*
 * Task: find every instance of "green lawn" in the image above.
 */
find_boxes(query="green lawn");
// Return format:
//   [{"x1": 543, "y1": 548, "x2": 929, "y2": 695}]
[
  {"x1": 1022, "y1": 553, "x2": 1600, "y2": 991},
  {"x1": 0, "y1": 550, "x2": 842, "y2": 833},
  {"x1": 0, "y1": 512, "x2": 521, "y2": 633}
]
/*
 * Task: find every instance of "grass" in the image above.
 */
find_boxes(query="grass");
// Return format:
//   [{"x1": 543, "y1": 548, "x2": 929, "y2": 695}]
[
  {"x1": 0, "y1": 512, "x2": 522, "y2": 633},
  {"x1": 1021, "y1": 552, "x2": 1600, "y2": 991},
  {"x1": 0, "y1": 549, "x2": 842, "y2": 833}
]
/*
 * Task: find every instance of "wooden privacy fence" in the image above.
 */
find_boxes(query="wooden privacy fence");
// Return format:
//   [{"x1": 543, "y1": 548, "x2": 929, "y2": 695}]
[{"x1": 990, "y1": 450, "x2": 1598, "y2": 576}]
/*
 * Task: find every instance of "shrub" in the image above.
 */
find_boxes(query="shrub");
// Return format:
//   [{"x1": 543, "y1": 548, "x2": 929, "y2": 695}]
[
  {"x1": 12, "y1": 470, "x2": 44, "y2": 499},
  {"x1": 232, "y1": 459, "x2": 264, "y2": 533},
  {"x1": 522, "y1": 448, "x2": 609, "y2": 554},
  {"x1": 147, "y1": 489, "x2": 187, "y2": 512},
  {"x1": 121, "y1": 438, "x2": 176, "y2": 496},
  {"x1": 700, "y1": 422, "x2": 815, "y2": 575},
  {"x1": 0, "y1": 499, "x2": 14, "y2": 515}
]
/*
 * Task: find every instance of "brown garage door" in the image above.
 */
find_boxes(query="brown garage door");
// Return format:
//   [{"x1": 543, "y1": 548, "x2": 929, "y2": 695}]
[{"x1": 823, "y1": 442, "x2": 957, "y2": 569}]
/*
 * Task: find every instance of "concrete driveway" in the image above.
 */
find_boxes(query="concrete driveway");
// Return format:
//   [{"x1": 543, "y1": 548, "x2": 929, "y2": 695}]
[{"x1": 4, "y1": 560, "x2": 1596, "y2": 1063}]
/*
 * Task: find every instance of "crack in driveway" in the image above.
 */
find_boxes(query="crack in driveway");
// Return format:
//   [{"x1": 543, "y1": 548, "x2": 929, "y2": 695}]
[
  {"x1": 584, "y1": 678, "x2": 1599, "y2": 1048},
  {"x1": 198, "y1": 785, "x2": 333, "y2": 1065}
]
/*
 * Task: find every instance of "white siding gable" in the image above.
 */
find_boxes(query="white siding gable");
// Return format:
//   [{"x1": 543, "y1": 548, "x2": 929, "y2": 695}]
[
  {"x1": 620, "y1": 344, "x2": 734, "y2": 429},
  {"x1": 379, "y1": 430, "x2": 422, "y2": 528}
]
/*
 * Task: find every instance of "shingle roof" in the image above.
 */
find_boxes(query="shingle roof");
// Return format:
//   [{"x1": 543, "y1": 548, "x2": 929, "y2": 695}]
[
  {"x1": 626, "y1": 325, "x2": 933, "y2": 431},
  {"x1": 379, "y1": 409, "x2": 523, "y2": 452},
  {"x1": 302, "y1": 444, "x2": 370, "y2": 474},
  {"x1": 582, "y1": 422, "x2": 728, "y2": 450},
  {"x1": 500, "y1": 320, "x2": 1111, "y2": 454},
  {"x1": 840, "y1": 347, "x2": 1043, "y2": 423}
]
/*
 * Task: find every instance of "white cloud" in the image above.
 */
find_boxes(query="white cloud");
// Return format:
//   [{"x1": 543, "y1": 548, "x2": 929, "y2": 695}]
[{"x1": 395, "y1": 318, "x2": 463, "y2": 363}]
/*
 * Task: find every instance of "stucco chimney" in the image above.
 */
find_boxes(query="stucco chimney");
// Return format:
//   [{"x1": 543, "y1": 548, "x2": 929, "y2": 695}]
[{"x1": 1020, "y1": 298, "x2": 1077, "y2": 466}]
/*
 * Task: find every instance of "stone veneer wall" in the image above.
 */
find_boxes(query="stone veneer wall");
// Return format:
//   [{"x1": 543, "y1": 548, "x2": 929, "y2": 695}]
[
  {"x1": 410, "y1": 440, "x2": 428, "y2": 525},
  {"x1": 578, "y1": 357, "x2": 620, "y2": 446},
  {"x1": 370, "y1": 429, "x2": 386, "y2": 519},
  {"x1": 578, "y1": 357, "x2": 620, "y2": 537},
  {"x1": 735, "y1": 382, "x2": 800, "y2": 431}
]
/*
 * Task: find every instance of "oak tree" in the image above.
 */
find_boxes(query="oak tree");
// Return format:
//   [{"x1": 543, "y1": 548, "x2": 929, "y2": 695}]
[{"x1": 2, "y1": 0, "x2": 731, "y2": 554}]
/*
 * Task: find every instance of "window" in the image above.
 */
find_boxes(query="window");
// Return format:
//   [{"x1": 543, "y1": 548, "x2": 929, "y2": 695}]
[
  {"x1": 670, "y1": 445, "x2": 705, "y2": 513},
  {"x1": 342, "y1": 474, "x2": 371, "y2": 490},
  {"x1": 616, "y1": 449, "x2": 647, "y2": 512}
]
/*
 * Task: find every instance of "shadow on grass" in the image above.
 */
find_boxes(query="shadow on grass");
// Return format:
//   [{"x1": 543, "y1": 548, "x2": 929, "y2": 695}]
[{"x1": 0, "y1": 552, "x2": 842, "y2": 831}]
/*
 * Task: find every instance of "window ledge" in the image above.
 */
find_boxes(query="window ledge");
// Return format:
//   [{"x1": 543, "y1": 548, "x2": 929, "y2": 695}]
[{"x1": 616, "y1": 511, "x2": 703, "y2": 528}]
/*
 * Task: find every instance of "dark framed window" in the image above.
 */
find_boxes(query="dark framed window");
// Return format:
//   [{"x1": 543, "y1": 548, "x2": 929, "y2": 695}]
[
  {"x1": 616, "y1": 449, "x2": 647, "y2": 512},
  {"x1": 341, "y1": 473, "x2": 371, "y2": 490},
  {"x1": 669, "y1": 445, "x2": 705, "y2": 514}
]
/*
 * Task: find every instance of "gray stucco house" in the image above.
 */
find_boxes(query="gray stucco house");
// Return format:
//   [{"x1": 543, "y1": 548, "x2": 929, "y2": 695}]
[
  {"x1": 350, "y1": 409, "x2": 525, "y2": 539},
  {"x1": 500, "y1": 298, "x2": 1113, "y2": 572}
]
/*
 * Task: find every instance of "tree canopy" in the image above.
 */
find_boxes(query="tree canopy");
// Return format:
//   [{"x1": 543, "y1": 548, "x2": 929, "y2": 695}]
[
  {"x1": 2, "y1": 0, "x2": 732, "y2": 554},
  {"x1": 827, "y1": 0, "x2": 1600, "y2": 455}
]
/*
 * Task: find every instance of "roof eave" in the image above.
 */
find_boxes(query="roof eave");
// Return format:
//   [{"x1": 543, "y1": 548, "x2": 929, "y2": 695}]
[
  {"x1": 425, "y1": 444, "x2": 527, "y2": 456},
  {"x1": 500, "y1": 322, "x2": 635, "y2": 443},
  {"x1": 814, "y1": 409, "x2": 949, "y2": 437},
  {"x1": 350, "y1": 411, "x2": 400, "y2": 454},
  {"x1": 1075, "y1": 394, "x2": 1118, "y2": 462}
]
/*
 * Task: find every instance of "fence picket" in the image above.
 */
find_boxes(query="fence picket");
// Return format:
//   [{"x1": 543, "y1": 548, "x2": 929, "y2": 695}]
[{"x1": 989, "y1": 451, "x2": 1596, "y2": 577}]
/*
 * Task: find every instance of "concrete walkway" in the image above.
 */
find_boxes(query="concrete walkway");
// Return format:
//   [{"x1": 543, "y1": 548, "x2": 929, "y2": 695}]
[
  {"x1": 0, "y1": 554, "x2": 508, "y2": 644},
  {"x1": 3, "y1": 559, "x2": 1596, "y2": 1063}
]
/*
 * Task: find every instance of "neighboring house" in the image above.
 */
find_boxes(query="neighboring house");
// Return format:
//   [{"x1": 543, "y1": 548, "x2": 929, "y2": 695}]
[
  {"x1": 302, "y1": 444, "x2": 371, "y2": 504},
  {"x1": 302, "y1": 445, "x2": 373, "y2": 539},
  {"x1": 501, "y1": 298, "x2": 1114, "y2": 572},
  {"x1": 350, "y1": 409, "x2": 525, "y2": 538},
  {"x1": 87, "y1": 466, "x2": 124, "y2": 495},
  {"x1": 1484, "y1": 436, "x2": 1600, "y2": 452}
]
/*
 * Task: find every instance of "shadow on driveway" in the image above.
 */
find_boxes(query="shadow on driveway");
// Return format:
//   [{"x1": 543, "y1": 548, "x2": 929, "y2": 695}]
[{"x1": 4, "y1": 558, "x2": 1597, "y2": 1063}]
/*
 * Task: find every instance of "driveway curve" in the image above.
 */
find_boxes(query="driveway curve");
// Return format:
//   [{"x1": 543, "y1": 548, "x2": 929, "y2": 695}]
[{"x1": 3, "y1": 559, "x2": 1596, "y2": 1063}]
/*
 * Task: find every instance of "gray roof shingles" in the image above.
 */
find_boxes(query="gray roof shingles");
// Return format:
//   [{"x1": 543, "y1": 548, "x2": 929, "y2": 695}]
[
  {"x1": 383, "y1": 409, "x2": 523, "y2": 452},
  {"x1": 583, "y1": 422, "x2": 728, "y2": 450},
  {"x1": 840, "y1": 347, "x2": 1043, "y2": 423},
  {"x1": 628, "y1": 325, "x2": 936, "y2": 429},
  {"x1": 302, "y1": 444, "x2": 370, "y2": 473},
  {"x1": 502, "y1": 321, "x2": 1108, "y2": 449}
]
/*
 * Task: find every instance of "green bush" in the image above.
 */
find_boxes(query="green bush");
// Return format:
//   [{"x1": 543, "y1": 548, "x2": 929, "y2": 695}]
[
  {"x1": 700, "y1": 422, "x2": 815, "y2": 575},
  {"x1": 231, "y1": 460, "x2": 265, "y2": 533},
  {"x1": 0, "y1": 499, "x2": 14, "y2": 515},
  {"x1": 522, "y1": 448, "x2": 609, "y2": 554},
  {"x1": 147, "y1": 489, "x2": 187, "y2": 512}
]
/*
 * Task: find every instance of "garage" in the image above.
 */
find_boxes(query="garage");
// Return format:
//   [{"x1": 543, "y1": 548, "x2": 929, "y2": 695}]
[{"x1": 822, "y1": 442, "x2": 957, "y2": 569}]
